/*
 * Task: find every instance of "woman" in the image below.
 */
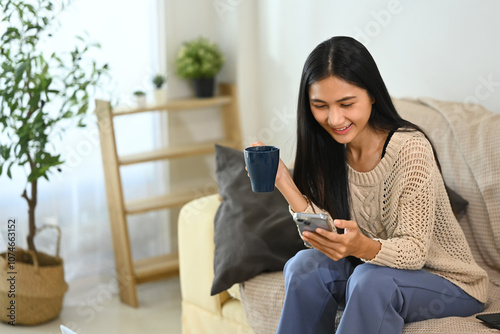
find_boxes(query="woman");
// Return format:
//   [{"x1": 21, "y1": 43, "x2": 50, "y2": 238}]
[{"x1": 256, "y1": 36, "x2": 488, "y2": 334}]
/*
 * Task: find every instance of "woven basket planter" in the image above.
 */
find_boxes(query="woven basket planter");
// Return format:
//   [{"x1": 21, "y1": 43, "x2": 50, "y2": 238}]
[{"x1": 0, "y1": 225, "x2": 68, "y2": 325}]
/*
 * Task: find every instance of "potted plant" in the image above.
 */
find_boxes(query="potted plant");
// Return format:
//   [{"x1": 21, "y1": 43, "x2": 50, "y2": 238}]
[
  {"x1": 175, "y1": 36, "x2": 225, "y2": 98},
  {"x1": 0, "y1": 0, "x2": 108, "y2": 325},
  {"x1": 133, "y1": 90, "x2": 147, "y2": 107},
  {"x1": 152, "y1": 74, "x2": 168, "y2": 105}
]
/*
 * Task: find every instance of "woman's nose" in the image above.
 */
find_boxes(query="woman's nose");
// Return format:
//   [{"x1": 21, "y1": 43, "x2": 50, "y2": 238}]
[{"x1": 328, "y1": 108, "x2": 344, "y2": 127}]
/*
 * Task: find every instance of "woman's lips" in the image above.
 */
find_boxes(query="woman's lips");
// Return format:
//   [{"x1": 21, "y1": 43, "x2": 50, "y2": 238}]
[{"x1": 331, "y1": 123, "x2": 353, "y2": 135}]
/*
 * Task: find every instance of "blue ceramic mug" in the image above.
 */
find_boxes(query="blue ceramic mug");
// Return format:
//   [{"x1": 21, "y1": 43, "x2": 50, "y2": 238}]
[{"x1": 244, "y1": 146, "x2": 280, "y2": 192}]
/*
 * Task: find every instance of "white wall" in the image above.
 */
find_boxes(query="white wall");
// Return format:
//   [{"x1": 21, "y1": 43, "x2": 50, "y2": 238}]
[{"x1": 162, "y1": 0, "x2": 227, "y2": 232}]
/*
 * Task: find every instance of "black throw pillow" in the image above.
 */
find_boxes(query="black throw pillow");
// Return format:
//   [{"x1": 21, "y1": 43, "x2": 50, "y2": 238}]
[
  {"x1": 445, "y1": 185, "x2": 469, "y2": 218},
  {"x1": 211, "y1": 144, "x2": 305, "y2": 296}
]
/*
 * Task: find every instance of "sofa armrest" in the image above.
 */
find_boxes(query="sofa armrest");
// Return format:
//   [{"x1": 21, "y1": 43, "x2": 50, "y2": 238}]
[{"x1": 178, "y1": 194, "x2": 230, "y2": 314}]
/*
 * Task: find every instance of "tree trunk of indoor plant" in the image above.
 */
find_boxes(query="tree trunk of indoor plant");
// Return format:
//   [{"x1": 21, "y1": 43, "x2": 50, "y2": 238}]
[{"x1": 23, "y1": 177, "x2": 38, "y2": 255}]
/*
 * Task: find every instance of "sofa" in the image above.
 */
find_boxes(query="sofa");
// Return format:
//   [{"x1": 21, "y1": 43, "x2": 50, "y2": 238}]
[{"x1": 178, "y1": 97, "x2": 500, "y2": 333}]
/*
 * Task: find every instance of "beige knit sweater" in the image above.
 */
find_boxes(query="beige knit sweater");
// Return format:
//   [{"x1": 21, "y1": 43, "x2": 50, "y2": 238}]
[{"x1": 296, "y1": 130, "x2": 489, "y2": 303}]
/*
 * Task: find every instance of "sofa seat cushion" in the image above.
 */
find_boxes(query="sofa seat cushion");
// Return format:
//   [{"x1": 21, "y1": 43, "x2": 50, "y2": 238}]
[
  {"x1": 221, "y1": 298, "x2": 248, "y2": 324},
  {"x1": 227, "y1": 283, "x2": 241, "y2": 301},
  {"x1": 239, "y1": 272, "x2": 286, "y2": 334}
]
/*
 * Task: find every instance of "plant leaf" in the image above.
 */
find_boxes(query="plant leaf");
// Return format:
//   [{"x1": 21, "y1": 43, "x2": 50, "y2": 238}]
[
  {"x1": 6, "y1": 161, "x2": 14, "y2": 179},
  {"x1": 14, "y1": 61, "x2": 28, "y2": 85}
]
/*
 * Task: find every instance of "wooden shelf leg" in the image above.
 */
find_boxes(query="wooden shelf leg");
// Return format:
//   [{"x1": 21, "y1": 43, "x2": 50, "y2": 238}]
[{"x1": 95, "y1": 100, "x2": 138, "y2": 307}]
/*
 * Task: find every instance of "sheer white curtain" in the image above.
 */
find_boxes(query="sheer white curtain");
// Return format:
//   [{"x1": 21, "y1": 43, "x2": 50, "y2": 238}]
[{"x1": 0, "y1": 0, "x2": 170, "y2": 291}]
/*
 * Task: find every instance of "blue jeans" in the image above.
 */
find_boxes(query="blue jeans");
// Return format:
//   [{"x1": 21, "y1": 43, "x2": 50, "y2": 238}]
[{"x1": 276, "y1": 249, "x2": 484, "y2": 334}]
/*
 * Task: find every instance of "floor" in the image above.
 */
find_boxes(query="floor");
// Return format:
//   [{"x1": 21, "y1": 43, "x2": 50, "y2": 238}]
[{"x1": 1, "y1": 275, "x2": 182, "y2": 334}]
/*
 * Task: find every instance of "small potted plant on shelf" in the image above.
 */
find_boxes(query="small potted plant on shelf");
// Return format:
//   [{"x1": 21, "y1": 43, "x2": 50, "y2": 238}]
[
  {"x1": 152, "y1": 74, "x2": 168, "y2": 105},
  {"x1": 0, "y1": 0, "x2": 108, "y2": 325},
  {"x1": 175, "y1": 36, "x2": 225, "y2": 98},
  {"x1": 133, "y1": 90, "x2": 147, "y2": 107}
]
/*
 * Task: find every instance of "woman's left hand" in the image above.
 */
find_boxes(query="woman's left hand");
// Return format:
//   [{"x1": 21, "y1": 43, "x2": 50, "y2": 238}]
[{"x1": 302, "y1": 219, "x2": 381, "y2": 261}]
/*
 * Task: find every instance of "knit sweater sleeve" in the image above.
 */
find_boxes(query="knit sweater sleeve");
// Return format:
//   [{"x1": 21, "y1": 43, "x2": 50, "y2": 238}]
[{"x1": 364, "y1": 136, "x2": 436, "y2": 270}]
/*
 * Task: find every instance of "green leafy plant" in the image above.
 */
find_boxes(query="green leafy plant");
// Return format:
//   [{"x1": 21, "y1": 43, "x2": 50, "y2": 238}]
[
  {"x1": 133, "y1": 90, "x2": 146, "y2": 96},
  {"x1": 175, "y1": 37, "x2": 225, "y2": 79},
  {"x1": 152, "y1": 74, "x2": 166, "y2": 89},
  {"x1": 0, "y1": 0, "x2": 109, "y2": 255}
]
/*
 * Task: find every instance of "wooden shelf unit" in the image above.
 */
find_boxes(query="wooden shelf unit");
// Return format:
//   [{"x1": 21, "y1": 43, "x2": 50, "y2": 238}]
[
  {"x1": 119, "y1": 139, "x2": 238, "y2": 166},
  {"x1": 95, "y1": 83, "x2": 241, "y2": 307}
]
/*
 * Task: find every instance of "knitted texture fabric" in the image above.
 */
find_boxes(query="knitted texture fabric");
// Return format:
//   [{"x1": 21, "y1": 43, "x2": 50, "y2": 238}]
[{"x1": 299, "y1": 130, "x2": 489, "y2": 303}]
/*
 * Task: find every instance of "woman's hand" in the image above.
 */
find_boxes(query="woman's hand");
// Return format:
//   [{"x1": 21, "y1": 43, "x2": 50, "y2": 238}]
[
  {"x1": 302, "y1": 219, "x2": 381, "y2": 261},
  {"x1": 248, "y1": 141, "x2": 307, "y2": 212}
]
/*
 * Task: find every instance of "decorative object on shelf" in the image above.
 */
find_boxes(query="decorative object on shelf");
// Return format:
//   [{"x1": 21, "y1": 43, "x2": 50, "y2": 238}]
[
  {"x1": 193, "y1": 77, "x2": 216, "y2": 98},
  {"x1": 175, "y1": 36, "x2": 225, "y2": 98},
  {"x1": 133, "y1": 90, "x2": 146, "y2": 107},
  {"x1": 0, "y1": 0, "x2": 108, "y2": 325},
  {"x1": 152, "y1": 74, "x2": 168, "y2": 105}
]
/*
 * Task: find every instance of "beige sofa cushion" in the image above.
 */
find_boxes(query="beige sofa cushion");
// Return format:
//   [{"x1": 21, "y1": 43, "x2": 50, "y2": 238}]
[
  {"x1": 227, "y1": 284, "x2": 241, "y2": 300},
  {"x1": 239, "y1": 272, "x2": 286, "y2": 334}
]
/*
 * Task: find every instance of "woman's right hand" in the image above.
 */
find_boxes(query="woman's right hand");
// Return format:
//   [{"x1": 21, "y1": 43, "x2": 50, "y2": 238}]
[
  {"x1": 249, "y1": 142, "x2": 307, "y2": 212},
  {"x1": 250, "y1": 141, "x2": 292, "y2": 189}
]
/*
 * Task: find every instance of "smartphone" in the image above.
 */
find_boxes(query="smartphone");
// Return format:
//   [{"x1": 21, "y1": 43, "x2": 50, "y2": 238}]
[
  {"x1": 293, "y1": 212, "x2": 332, "y2": 248},
  {"x1": 476, "y1": 313, "x2": 500, "y2": 330}
]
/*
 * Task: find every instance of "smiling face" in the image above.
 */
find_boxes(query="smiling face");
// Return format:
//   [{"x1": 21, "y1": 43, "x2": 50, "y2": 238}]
[{"x1": 308, "y1": 76, "x2": 375, "y2": 147}]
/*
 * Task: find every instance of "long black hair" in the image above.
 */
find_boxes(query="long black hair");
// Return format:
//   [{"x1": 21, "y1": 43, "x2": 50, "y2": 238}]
[{"x1": 293, "y1": 36, "x2": 439, "y2": 226}]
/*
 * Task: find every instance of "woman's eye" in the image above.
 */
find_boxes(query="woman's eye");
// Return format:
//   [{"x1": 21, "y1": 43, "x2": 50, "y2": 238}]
[
  {"x1": 341, "y1": 103, "x2": 353, "y2": 108},
  {"x1": 313, "y1": 105, "x2": 327, "y2": 109}
]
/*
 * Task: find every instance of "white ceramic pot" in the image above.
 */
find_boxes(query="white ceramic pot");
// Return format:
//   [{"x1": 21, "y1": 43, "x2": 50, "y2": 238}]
[
  {"x1": 135, "y1": 94, "x2": 146, "y2": 107},
  {"x1": 154, "y1": 89, "x2": 168, "y2": 105}
]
